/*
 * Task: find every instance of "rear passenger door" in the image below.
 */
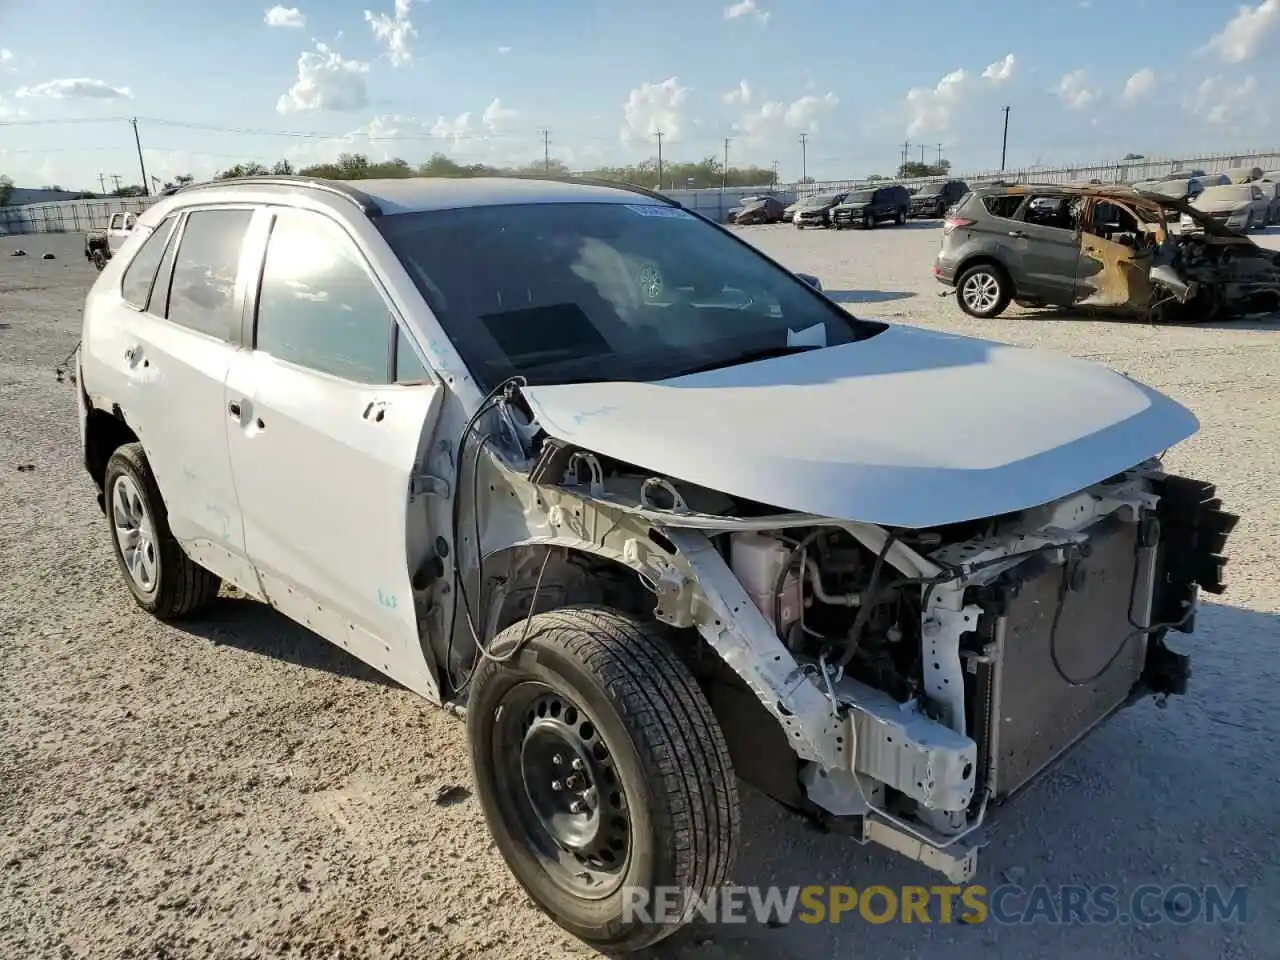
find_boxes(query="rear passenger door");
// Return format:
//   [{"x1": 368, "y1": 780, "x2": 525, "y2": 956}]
[
  {"x1": 223, "y1": 206, "x2": 444, "y2": 700},
  {"x1": 1006, "y1": 195, "x2": 1081, "y2": 303},
  {"x1": 117, "y1": 205, "x2": 264, "y2": 593}
]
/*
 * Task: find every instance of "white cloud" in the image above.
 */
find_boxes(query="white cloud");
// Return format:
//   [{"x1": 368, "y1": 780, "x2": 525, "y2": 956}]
[
  {"x1": 276, "y1": 42, "x2": 370, "y2": 113},
  {"x1": 722, "y1": 79, "x2": 751, "y2": 105},
  {"x1": 724, "y1": 0, "x2": 771, "y2": 24},
  {"x1": 784, "y1": 92, "x2": 838, "y2": 129},
  {"x1": 905, "y1": 69, "x2": 968, "y2": 135},
  {"x1": 1204, "y1": 0, "x2": 1279, "y2": 63},
  {"x1": 1191, "y1": 74, "x2": 1259, "y2": 123},
  {"x1": 621, "y1": 77, "x2": 689, "y2": 143},
  {"x1": 497, "y1": 45, "x2": 512, "y2": 54},
  {"x1": 264, "y1": 5, "x2": 305, "y2": 27},
  {"x1": 1055, "y1": 68, "x2": 1097, "y2": 109},
  {"x1": 0, "y1": 48, "x2": 14, "y2": 73},
  {"x1": 482, "y1": 97, "x2": 518, "y2": 132},
  {"x1": 1122, "y1": 67, "x2": 1156, "y2": 102},
  {"x1": 365, "y1": 0, "x2": 416, "y2": 67},
  {"x1": 736, "y1": 91, "x2": 838, "y2": 139},
  {"x1": 982, "y1": 54, "x2": 1017, "y2": 84},
  {"x1": 15, "y1": 78, "x2": 132, "y2": 100}
]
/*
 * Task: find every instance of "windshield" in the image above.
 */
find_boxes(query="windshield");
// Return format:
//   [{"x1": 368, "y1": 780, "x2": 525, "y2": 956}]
[
  {"x1": 847, "y1": 191, "x2": 875, "y2": 203},
  {"x1": 914, "y1": 184, "x2": 943, "y2": 197},
  {"x1": 377, "y1": 202, "x2": 886, "y2": 388},
  {"x1": 1197, "y1": 185, "x2": 1254, "y2": 204},
  {"x1": 801, "y1": 194, "x2": 839, "y2": 207}
]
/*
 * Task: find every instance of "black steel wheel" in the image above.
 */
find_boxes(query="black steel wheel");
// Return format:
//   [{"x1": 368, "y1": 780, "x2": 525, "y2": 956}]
[
  {"x1": 499, "y1": 682, "x2": 633, "y2": 897},
  {"x1": 467, "y1": 606, "x2": 739, "y2": 952}
]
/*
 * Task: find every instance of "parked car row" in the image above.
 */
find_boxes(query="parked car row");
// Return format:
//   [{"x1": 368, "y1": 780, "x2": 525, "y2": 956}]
[{"x1": 729, "y1": 180, "x2": 973, "y2": 230}]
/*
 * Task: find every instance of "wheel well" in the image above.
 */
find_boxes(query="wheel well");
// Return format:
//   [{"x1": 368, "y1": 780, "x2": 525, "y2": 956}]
[
  {"x1": 462, "y1": 543, "x2": 802, "y2": 806},
  {"x1": 956, "y1": 255, "x2": 1016, "y2": 295},
  {"x1": 85, "y1": 407, "x2": 138, "y2": 490}
]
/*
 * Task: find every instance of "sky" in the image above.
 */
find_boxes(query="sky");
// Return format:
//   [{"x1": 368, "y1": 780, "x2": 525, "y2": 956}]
[{"x1": 2, "y1": 0, "x2": 1280, "y2": 191}]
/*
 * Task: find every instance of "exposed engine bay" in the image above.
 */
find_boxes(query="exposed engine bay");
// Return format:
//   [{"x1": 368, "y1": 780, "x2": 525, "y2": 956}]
[{"x1": 463, "y1": 413, "x2": 1239, "y2": 882}]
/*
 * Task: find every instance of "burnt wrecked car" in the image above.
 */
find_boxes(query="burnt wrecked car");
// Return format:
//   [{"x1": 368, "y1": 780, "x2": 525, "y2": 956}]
[
  {"x1": 934, "y1": 183, "x2": 1280, "y2": 322},
  {"x1": 731, "y1": 195, "x2": 787, "y2": 225}
]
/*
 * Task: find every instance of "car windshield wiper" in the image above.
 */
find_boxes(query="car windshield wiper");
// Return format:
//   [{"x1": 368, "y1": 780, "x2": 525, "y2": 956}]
[{"x1": 664, "y1": 343, "x2": 823, "y2": 378}]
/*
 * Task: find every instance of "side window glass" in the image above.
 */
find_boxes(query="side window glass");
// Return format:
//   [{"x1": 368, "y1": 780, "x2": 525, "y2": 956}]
[
  {"x1": 166, "y1": 208, "x2": 253, "y2": 341},
  {"x1": 983, "y1": 195, "x2": 1023, "y2": 219},
  {"x1": 120, "y1": 215, "x2": 178, "y2": 309},
  {"x1": 394, "y1": 325, "x2": 432, "y2": 382},
  {"x1": 255, "y1": 210, "x2": 394, "y2": 384},
  {"x1": 108, "y1": 213, "x2": 123, "y2": 230}
]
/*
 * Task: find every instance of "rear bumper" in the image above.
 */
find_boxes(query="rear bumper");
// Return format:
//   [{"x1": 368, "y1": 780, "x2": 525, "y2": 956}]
[{"x1": 933, "y1": 257, "x2": 958, "y2": 286}]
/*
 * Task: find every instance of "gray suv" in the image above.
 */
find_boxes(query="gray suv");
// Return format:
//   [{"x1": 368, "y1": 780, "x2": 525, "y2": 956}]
[{"x1": 933, "y1": 183, "x2": 1280, "y2": 321}]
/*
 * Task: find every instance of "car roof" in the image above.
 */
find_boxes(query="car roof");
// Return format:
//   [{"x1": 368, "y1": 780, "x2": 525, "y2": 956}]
[{"x1": 172, "y1": 174, "x2": 668, "y2": 217}]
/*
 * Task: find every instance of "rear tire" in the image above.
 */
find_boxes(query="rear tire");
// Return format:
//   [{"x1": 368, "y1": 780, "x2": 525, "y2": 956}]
[
  {"x1": 91, "y1": 249, "x2": 107, "y2": 271},
  {"x1": 956, "y1": 263, "x2": 1012, "y2": 318},
  {"x1": 104, "y1": 443, "x2": 222, "y2": 620},
  {"x1": 895, "y1": 208, "x2": 907, "y2": 225},
  {"x1": 467, "y1": 606, "x2": 739, "y2": 953}
]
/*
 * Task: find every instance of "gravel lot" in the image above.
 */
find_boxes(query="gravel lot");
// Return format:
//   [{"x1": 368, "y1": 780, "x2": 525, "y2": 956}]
[{"x1": 2, "y1": 222, "x2": 1279, "y2": 960}]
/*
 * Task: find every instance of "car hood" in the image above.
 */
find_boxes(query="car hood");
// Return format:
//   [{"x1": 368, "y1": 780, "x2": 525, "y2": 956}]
[
  {"x1": 1192, "y1": 198, "x2": 1251, "y2": 215},
  {"x1": 520, "y1": 324, "x2": 1199, "y2": 528}
]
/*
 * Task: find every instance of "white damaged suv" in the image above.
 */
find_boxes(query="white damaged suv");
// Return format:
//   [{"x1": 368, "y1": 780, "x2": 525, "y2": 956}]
[{"x1": 76, "y1": 175, "x2": 1237, "y2": 951}]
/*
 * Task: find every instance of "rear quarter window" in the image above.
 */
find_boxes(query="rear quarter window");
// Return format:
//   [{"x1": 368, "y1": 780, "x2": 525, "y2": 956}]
[{"x1": 120, "y1": 215, "x2": 178, "y2": 310}]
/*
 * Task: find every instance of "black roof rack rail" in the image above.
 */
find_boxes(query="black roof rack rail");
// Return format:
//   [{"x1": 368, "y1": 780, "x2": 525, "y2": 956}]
[
  {"x1": 502, "y1": 172, "x2": 681, "y2": 207},
  {"x1": 173, "y1": 175, "x2": 383, "y2": 217}
]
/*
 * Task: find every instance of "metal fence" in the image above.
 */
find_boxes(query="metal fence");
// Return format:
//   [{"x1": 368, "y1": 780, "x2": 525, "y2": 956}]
[
  {"x1": 4, "y1": 146, "x2": 1280, "y2": 232},
  {"x1": 0, "y1": 196, "x2": 155, "y2": 235}
]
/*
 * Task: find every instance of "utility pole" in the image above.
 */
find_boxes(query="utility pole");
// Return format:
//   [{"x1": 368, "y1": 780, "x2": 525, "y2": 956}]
[
  {"x1": 901, "y1": 139, "x2": 911, "y2": 172},
  {"x1": 799, "y1": 132, "x2": 808, "y2": 183},
  {"x1": 97, "y1": 173, "x2": 107, "y2": 195},
  {"x1": 920, "y1": 144, "x2": 926, "y2": 166},
  {"x1": 936, "y1": 143, "x2": 943, "y2": 166},
  {"x1": 539, "y1": 128, "x2": 551, "y2": 172},
  {"x1": 1000, "y1": 106, "x2": 1010, "y2": 171},
  {"x1": 110, "y1": 174, "x2": 123, "y2": 192},
  {"x1": 655, "y1": 129, "x2": 664, "y2": 188},
  {"x1": 722, "y1": 137, "x2": 730, "y2": 189},
  {"x1": 771, "y1": 160, "x2": 779, "y2": 187},
  {"x1": 131, "y1": 118, "x2": 150, "y2": 196}
]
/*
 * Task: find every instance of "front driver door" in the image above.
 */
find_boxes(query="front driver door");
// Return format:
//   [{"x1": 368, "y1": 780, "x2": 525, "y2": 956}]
[{"x1": 224, "y1": 205, "x2": 444, "y2": 699}]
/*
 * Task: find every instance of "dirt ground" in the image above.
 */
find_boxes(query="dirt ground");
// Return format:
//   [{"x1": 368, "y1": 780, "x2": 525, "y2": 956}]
[{"x1": 2, "y1": 224, "x2": 1278, "y2": 960}]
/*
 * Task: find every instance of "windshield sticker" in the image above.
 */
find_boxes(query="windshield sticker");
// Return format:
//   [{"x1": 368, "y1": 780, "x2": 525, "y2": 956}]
[{"x1": 625, "y1": 204, "x2": 693, "y2": 218}]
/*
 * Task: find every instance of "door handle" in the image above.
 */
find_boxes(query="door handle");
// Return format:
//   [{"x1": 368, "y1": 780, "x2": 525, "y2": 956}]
[
  {"x1": 124, "y1": 344, "x2": 141, "y2": 363},
  {"x1": 227, "y1": 400, "x2": 242, "y2": 420}
]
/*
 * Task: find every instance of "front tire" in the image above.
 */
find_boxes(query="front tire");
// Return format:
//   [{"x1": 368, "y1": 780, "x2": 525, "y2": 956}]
[
  {"x1": 956, "y1": 263, "x2": 1012, "y2": 318},
  {"x1": 467, "y1": 607, "x2": 739, "y2": 953},
  {"x1": 895, "y1": 208, "x2": 907, "y2": 225},
  {"x1": 104, "y1": 443, "x2": 221, "y2": 619},
  {"x1": 863, "y1": 212, "x2": 875, "y2": 229}
]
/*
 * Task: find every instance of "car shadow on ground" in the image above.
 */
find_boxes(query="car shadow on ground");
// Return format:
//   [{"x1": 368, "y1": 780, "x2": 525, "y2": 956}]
[
  {"x1": 822, "y1": 290, "x2": 917, "y2": 305},
  {"x1": 1025, "y1": 306, "x2": 1280, "y2": 330},
  {"x1": 624, "y1": 599, "x2": 1280, "y2": 960},
  {"x1": 173, "y1": 593, "x2": 402, "y2": 688}
]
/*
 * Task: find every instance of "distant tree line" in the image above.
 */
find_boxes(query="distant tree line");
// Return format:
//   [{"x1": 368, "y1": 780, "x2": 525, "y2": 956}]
[{"x1": 200, "y1": 152, "x2": 780, "y2": 190}]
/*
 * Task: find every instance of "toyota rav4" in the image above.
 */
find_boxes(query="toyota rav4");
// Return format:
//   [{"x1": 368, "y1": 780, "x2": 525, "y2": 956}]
[{"x1": 76, "y1": 174, "x2": 1236, "y2": 953}]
